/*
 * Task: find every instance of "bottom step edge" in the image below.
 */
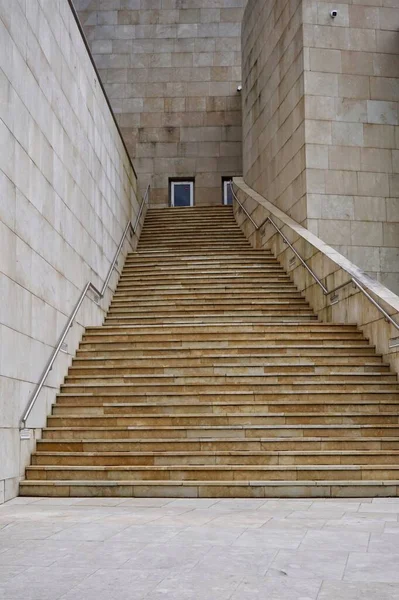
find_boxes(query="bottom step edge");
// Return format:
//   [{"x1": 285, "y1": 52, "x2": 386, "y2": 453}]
[{"x1": 18, "y1": 479, "x2": 399, "y2": 499}]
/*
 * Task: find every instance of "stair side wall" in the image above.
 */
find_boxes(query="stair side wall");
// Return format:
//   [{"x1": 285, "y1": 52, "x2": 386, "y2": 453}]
[
  {"x1": 242, "y1": 0, "x2": 399, "y2": 296},
  {"x1": 0, "y1": 0, "x2": 139, "y2": 503}
]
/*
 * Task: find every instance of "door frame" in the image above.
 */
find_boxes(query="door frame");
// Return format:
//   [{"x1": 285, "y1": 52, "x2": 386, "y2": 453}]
[
  {"x1": 222, "y1": 177, "x2": 234, "y2": 205},
  {"x1": 170, "y1": 179, "x2": 195, "y2": 207}
]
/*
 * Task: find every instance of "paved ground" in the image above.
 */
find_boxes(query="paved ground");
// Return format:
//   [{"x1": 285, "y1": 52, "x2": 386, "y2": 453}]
[{"x1": 1, "y1": 497, "x2": 399, "y2": 599}]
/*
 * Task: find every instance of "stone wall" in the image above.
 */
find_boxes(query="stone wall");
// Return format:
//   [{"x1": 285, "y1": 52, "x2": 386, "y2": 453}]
[
  {"x1": 0, "y1": 0, "x2": 139, "y2": 503},
  {"x1": 303, "y1": 0, "x2": 399, "y2": 294},
  {"x1": 242, "y1": 0, "x2": 306, "y2": 224},
  {"x1": 75, "y1": 0, "x2": 246, "y2": 207},
  {"x1": 242, "y1": 0, "x2": 399, "y2": 295}
]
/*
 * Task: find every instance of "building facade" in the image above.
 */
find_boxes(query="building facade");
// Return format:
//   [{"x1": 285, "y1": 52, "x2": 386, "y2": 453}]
[{"x1": 76, "y1": 0, "x2": 246, "y2": 207}]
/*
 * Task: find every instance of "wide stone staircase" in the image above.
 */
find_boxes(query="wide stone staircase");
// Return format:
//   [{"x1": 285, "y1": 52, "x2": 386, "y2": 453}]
[{"x1": 20, "y1": 206, "x2": 399, "y2": 498}]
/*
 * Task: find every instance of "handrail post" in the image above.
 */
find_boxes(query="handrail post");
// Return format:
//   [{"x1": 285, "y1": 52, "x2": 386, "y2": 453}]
[{"x1": 20, "y1": 185, "x2": 150, "y2": 433}]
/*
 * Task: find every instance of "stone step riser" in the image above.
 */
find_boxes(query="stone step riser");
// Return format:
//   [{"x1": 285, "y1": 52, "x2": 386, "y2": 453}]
[
  {"x1": 103, "y1": 317, "x2": 317, "y2": 325},
  {"x1": 76, "y1": 348, "x2": 378, "y2": 357},
  {"x1": 81, "y1": 330, "x2": 363, "y2": 339},
  {"x1": 68, "y1": 365, "x2": 389, "y2": 376},
  {"x1": 71, "y1": 357, "x2": 387, "y2": 368},
  {"x1": 31, "y1": 452, "x2": 399, "y2": 467},
  {"x1": 52, "y1": 402, "x2": 399, "y2": 415},
  {"x1": 60, "y1": 384, "x2": 399, "y2": 394},
  {"x1": 109, "y1": 299, "x2": 306, "y2": 307},
  {"x1": 24, "y1": 466, "x2": 399, "y2": 482},
  {"x1": 63, "y1": 373, "x2": 397, "y2": 384},
  {"x1": 47, "y1": 414, "x2": 399, "y2": 428},
  {"x1": 19, "y1": 481, "x2": 399, "y2": 499},
  {"x1": 55, "y1": 392, "x2": 399, "y2": 403},
  {"x1": 35, "y1": 439, "x2": 399, "y2": 452},
  {"x1": 41, "y1": 425, "x2": 399, "y2": 440}
]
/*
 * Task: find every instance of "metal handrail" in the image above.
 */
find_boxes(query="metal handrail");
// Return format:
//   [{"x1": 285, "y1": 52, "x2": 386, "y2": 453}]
[
  {"x1": 20, "y1": 185, "x2": 150, "y2": 431},
  {"x1": 230, "y1": 182, "x2": 399, "y2": 332}
]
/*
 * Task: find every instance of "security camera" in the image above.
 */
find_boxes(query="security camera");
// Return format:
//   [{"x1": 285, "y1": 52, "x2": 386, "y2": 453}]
[
  {"x1": 237, "y1": 85, "x2": 242, "y2": 92},
  {"x1": 330, "y1": 9, "x2": 338, "y2": 18}
]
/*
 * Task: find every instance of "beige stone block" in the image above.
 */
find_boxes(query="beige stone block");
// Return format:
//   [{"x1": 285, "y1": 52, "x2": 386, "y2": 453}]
[
  {"x1": 376, "y1": 30, "x2": 397, "y2": 55},
  {"x1": 389, "y1": 174, "x2": 399, "y2": 197},
  {"x1": 309, "y1": 48, "x2": 341, "y2": 73},
  {"x1": 335, "y1": 98, "x2": 367, "y2": 123},
  {"x1": 348, "y1": 28, "x2": 376, "y2": 53},
  {"x1": 325, "y1": 171, "x2": 358, "y2": 195},
  {"x1": 349, "y1": 6, "x2": 379, "y2": 30},
  {"x1": 319, "y1": 218, "x2": 351, "y2": 245},
  {"x1": 393, "y1": 150, "x2": 399, "y2": 174},
  {"x1": 360, "y1": 148, "x2": 392, "y2": 173},
  {"x1": 338, "y1": 74, "x2": 370, "y2": 100},
  {"x1": 313, "y1": 24, "x2": 349, "y2": 50},
  {"x1": 367, "y1": 101, "x2": 398, "y2": 126},
  {"x1": 383, "y1": 223, "x2": 399, "y2": 247},
  {"x1": 351, "y1": 221, "x2": 383, "y2": 246},
  {"x1": 305, "y1": 96, "x2": 335, "y2": 120},
  {"x1": 306, "y1": 145, "x2": 329, "y2": 169},
  {"x1": 380, "y1": 247, "x2": 399, "y2": 272},
  {"x1": 305, "y1": 72, "x2": 338, "y2": 97},
  {"x1": 321, "y1": 194, "x2": 355, "y2": 220},
  {"x1": 328, "y1": 146, "x2": 361, "y2": 171},
  {"x1": 307, "y1": 170, "x2": 326, "y2": 194},
  {"x1": 348, "y1": 246, "x2": 381, "y2": 271},
  {"x1": 363, "y1": 124, "x2": 395, "y2": 149},
  {"x1": 305, "y1": 120, "x2": 332, "y2": 144},
  {"x1": 386, "y1": 198, "x2": 399, "y2": 222},
  {"x1": 379, "y1": 7, "x2": 399, "y2": 32},
  {"x1": 353, "y1": 196, "x2": 387, "y2": 222},
  {"x1": 341, "y1": 51, "x2": 373, "y2": 76},
  {"x1": 370, "y1": 77, "x2": 399, "y2": 103},
  {"x1": 373, "y1": 54, "x2": 399, "y2": 79},
  {"x1": 331, "y1": 122, "x2": 363, "y2": 146},
  {"x1": 357, "y1": 172, "x2": 390, "y2": 197}
]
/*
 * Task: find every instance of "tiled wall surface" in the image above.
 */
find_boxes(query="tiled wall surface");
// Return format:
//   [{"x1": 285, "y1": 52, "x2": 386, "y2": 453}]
[
  {"x1": 0, "y1": 0, "x2": 139, "y2": 503},
  {"x1": 75, "y1": 0, "x2": 246, "y2": 207},
  {"x1": 242, "y1": 0, "x2": 306, "y2": 224},
  {"x1": 242, "y1": 0, "x2": 399, "y2": 294},
  {"x1": 303, "y1": 0, "x2": 399, "y2": 294}
]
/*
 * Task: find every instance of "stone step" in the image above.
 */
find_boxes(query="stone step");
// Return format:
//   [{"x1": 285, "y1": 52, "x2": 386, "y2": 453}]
[
  {"x1": 60, "y1": 382, "x2": 399, "y2": 394},
  {"x1": 46, "y1": 413, "x2": 399, "y2": 428},
  {"x1": 71, "y1": 356, "x2": 386, "y2": 367},
  {"x1": 19, "y1": 479, "x2": 399, "y2": 499},
  {"x1": 41, "y1": 424, "x2": 399, "y2": 440},
  {"x1": 24, "y1": 464, "x2": 399, "y2": 482},
  {"x1": 63, "y1": 373, "x2": 397, "y2": 385},
  {"x1": 117, "y1": 276, "x2": 293, "y2": 285},
  {"x1": 103, "y1": 316, "x2": 317, "y2": 325},
  {"x1": 55, "y1": 391, "x2": 399, "y2": 404},
  {"x1": 76, "y1": 347, "x2": 379, "y2": 357},
  {"x1": 106, "y1": 305, "x2": 313, "y2": 315},
  {"x1": 110, "y1": 297, "x2": 306, "y2": 307},
  {"x1": 52, "y1": 399, "x2": 399, "y2": 414},
  {"x1": 31, "y1": 450, "x2": 399, "y2": 467},
  {"x1": 68, "y1": 364, "x2": 390, "y2": 376},
  {"x1": 113, "y1": 284, "x2": 301, "y2": 292},
  {"x1": 35, "y1": 437, "x2": 399, "y2": 452}
]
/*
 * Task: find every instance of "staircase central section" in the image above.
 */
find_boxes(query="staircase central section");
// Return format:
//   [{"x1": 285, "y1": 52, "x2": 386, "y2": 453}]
[{"x1": 21, "y1": 207, "x2": 399, "y2": 498}]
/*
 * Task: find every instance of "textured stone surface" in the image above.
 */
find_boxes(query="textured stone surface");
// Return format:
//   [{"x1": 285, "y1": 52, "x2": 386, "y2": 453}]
[
  {"x1": 75, "y1": 0, "x2": 246, "y2": 207},
  {"x1": 242, "y1": 0, "x2": 399, "y2": 294},
  {"x1": 2, "y1": 497, "x2": 399, "y2": 597},
  {"x1": 0, "y1": 0, "x2": 139, "y2": 503}
]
